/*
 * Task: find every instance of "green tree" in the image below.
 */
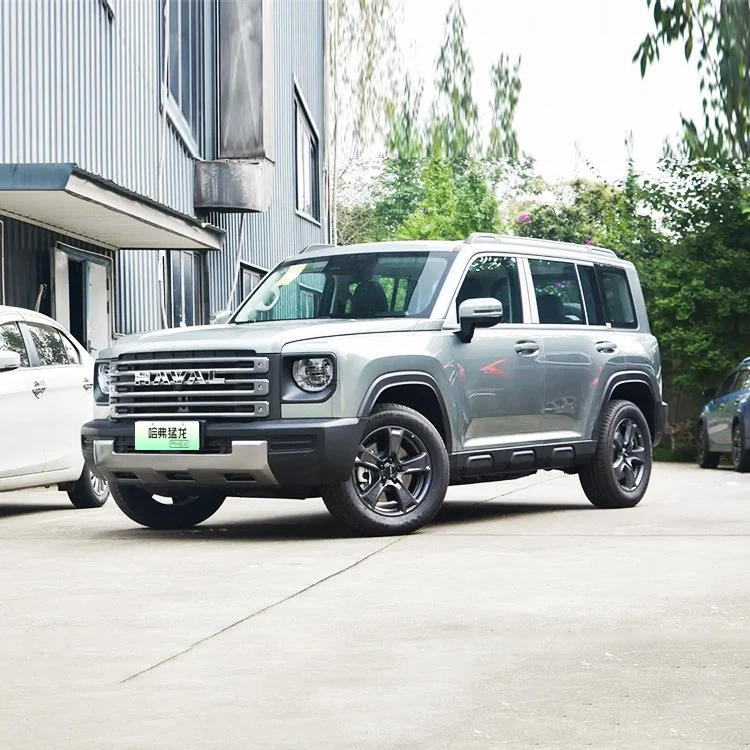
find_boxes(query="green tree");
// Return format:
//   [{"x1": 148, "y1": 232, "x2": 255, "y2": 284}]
[
  {"x1": 487, "y1": 53, "x2": 522, "y2": 161},
  {"x1": 428, "y1": 0, "x2": 479, "y2": 163},
  {"x1": 635, "y1": 0, "x2": 750, "y2": 159}
]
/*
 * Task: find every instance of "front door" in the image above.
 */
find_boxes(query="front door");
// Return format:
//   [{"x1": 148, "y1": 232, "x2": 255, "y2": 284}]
[
  {"x1": 0, "y1": 321, "x2": 47, "y2": 479},
  {"x1": 449, "y1": 253, "x2": 544, "y2": 450},
  {"x1": 25, "y1": 321, "x2": 90, "y2": 473}
]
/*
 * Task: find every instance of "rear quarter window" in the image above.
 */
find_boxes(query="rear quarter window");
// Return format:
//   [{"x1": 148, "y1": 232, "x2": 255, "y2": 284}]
[{"x1": 597, "y1": 266, "x2": 638, "y2": 329}]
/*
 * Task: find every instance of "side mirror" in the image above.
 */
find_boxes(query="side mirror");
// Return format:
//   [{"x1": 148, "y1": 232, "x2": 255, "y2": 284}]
[
  {"x1": 702, "y1": 387, "x2": 717, "y2": 400},
  {"x1": 0, "y1": 350, "x2": 21, "y2": 371},
  {"x1": 455, "y1": 298, "x2": 504, "y2": 344},
  {"x1": 211, "y1": 309, "x2": 232, "y2": 325}
]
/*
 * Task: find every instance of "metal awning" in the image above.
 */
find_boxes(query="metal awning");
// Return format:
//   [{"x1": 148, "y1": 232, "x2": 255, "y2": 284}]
[{"x1": 0, "y1": 163, "x2": 224, "y2": 251}]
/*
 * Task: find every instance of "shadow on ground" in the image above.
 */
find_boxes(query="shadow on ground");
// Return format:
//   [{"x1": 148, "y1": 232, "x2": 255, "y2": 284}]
[
  {"x1": 0, "y1": 502, "x2": 73, "y2": 520},
  {"x1": 95, "y1": 499, "x2": 592, "y2": 542}
]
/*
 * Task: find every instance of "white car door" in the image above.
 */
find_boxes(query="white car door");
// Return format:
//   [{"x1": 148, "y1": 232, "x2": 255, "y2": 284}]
[
  {"x1": 24, "y1": 321, "x2": 92, "y2": 475},
  {"x1": 0, "y1": 320, "x2": 47, "y2": 479}
]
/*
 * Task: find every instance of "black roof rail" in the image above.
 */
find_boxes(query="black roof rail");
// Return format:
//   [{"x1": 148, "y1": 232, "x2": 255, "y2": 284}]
[{"x1": 300, "y1": 243, "x2": 335, "y2": 254}]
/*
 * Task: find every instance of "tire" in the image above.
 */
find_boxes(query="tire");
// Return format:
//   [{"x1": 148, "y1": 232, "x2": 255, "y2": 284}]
[
  {"x1": 697, "y1": 421, "x2": 720, "y2": 469},
  {"x1": 67, "y1": 466, "x2": 110, "y2": 508},
  {"x1": 322, "y1": 403, "x2": 449, "y2": 536},
  {"x1": 731, "y1": 421, "x2": 750, "y2": 473},
  {"x1": 579, "y1": 399, "x2": 653, "y2": 509},
  {"x1": 110, "y1": 483, "x2": 226, "y2": 530}
]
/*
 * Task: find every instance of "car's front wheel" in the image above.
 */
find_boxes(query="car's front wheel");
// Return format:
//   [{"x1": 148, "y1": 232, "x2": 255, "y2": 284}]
[
  {"x1": 110, "y1": 484, "x2": 226, "y2": 529},
  {"x1": 579, "y1": 399, "x2": 653, "y2": 509},
  {"x1": 322, "y1": 403, "x2": 449, "y2": 536},
  {"x1": 67, "y1": 466, "x2": 110, "y2": 508}
]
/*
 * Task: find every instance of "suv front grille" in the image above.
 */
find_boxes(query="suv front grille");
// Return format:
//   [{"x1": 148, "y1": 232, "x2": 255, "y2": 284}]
[{"x1": 110, "y1": 350, "x2": 270, "y2": 420}]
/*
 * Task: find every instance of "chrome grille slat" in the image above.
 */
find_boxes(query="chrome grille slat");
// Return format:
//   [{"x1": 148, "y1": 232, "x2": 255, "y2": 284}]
[{"x1": 111, "y1": 350, "x2": 271, "y2": 420}]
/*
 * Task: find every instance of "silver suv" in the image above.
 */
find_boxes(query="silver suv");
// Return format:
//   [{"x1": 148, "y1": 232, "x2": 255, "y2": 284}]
[{"x1": 83, "y1": 234, "x2": 667, "y2": 536}]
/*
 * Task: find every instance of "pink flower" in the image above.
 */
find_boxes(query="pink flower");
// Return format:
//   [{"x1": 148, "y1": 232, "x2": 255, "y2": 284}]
[
  {"x1": 517, "y1": 213, "x2": 532, "y2": 224},
  {"x1": 585, "y1": 239, "x2": 594, "y2": 245}
]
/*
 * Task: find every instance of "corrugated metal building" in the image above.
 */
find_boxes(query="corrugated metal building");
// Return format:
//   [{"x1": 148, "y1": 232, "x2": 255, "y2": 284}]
[{"x1": 0, "y1": 0, "x2": 327, "y2": 353}]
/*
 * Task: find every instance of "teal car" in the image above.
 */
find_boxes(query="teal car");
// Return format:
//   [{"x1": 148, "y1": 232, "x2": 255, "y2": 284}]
[{"x1": 698, "y1": 360, "x2": 750, "y2": 471}]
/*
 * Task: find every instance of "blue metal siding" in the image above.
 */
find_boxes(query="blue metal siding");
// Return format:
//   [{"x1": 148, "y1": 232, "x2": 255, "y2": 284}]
[
  {"x1": 0, "y1": 0, "x2": 194, "y2": 216},
  {"x1": 206, "y1": 0, "x2": 327, "y2": 314}
]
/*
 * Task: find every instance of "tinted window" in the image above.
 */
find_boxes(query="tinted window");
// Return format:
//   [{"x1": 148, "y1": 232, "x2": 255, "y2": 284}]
[
  {"x1": 0, "y1": 322, "x2": 29, "y2": 367},
  {"x1": 529, "y1": 259, "x2": 585, "y2": 324},
  {"x1": 598, "y1": 266, "x2": 637, "y2": 328},
  {"x1": 717, "y1": 372, "x2": 739, "y2": 398},
  {"x1": 578, "y1": 265, "x2": 606, "y2": 326},
  {"x1": 735, "y1": 369, "x2": 750, "y2": 392},
  {"x1": 28, "y1": 324, "x2": 79, "y2": 366},
  {"x1": 234, "y1": 251, "x2": 453, "y2": 323},
  {"x1": 456, "y1": 255, "x2": 523, "y2": 323}
]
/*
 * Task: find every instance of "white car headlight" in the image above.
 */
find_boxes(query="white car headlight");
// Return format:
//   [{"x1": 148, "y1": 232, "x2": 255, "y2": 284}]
[
  {"x1": 292, "y1": 357, "x2": 334, "y2": 392},
  {"x1": 96, "y1": 362, "x2": 112, "y2": 397}
]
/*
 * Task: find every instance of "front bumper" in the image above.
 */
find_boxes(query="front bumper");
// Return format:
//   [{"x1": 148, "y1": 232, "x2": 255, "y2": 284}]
[
  {"x1": 654, "y1": 400, "x2": 668, "y2": 447},
  {"x1": 82, "y1": 417, "x2": 366, "y2": 495}
]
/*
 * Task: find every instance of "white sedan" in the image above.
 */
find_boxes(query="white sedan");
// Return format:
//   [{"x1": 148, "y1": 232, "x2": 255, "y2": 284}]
[{"x1": 0, "y1": 306, "x2": 109, "y2": 507}]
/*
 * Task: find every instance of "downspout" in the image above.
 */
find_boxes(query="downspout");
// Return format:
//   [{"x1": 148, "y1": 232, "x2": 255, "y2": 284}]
[{"x1": 157, "y1": 0, "x2": 171, "y2": 329}]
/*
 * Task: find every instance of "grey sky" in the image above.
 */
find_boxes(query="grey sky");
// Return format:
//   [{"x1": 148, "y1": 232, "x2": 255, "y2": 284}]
[{"x1": 400, "y1": 0, "x2": 702, "y2": 181}]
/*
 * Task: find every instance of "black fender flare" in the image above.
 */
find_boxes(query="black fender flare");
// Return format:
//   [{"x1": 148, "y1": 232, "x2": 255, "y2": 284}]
[
  {"x1": 595, "y1": 371, "x2": 663, "y2": 441},
  {"x1": 358, "y1": 371, "x2": 454, "y2": 450}
]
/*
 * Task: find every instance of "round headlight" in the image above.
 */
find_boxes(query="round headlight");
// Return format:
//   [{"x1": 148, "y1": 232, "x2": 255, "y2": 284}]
[
  {"x1": 292, "y1": 357, "x2": 334, "y2": 393},
  {"x1": 97, "y1": 362, "x2": 111, "y2": 396}
]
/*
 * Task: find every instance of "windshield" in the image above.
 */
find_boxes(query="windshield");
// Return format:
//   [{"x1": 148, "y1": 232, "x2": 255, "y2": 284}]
[{"x1": 233, "y1": 251, "x2": 454, "y2": 323}]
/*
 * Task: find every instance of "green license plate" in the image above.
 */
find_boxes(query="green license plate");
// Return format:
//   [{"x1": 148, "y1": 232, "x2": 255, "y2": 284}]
[{"x1": 134, "y1": 421, "x2": 200, "y2": 451}]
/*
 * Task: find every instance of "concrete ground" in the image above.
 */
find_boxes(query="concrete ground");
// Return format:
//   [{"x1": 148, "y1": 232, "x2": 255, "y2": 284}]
[{"x1": 1, "y1": 463, "x2": 749, "y2": 749}]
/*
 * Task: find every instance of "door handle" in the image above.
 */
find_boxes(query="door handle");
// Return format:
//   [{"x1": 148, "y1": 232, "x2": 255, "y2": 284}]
[
  {"x1": 83, "y1": 378, "x2": 94, "y2": 391},
  {"x1": 596, "y1": 341, "x2": 618, "y2": 354},
  {"x1": 514, "y1": 340, "x2": 540, "y2": 356},
  {"x1": 32, "y1": 380, "x2": 46, "y2": 397}
]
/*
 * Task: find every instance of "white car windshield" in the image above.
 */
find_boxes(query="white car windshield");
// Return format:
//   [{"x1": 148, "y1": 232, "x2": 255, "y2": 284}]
[{"x1": 233, "y1": 251, "x2": 454, "y2": 323}]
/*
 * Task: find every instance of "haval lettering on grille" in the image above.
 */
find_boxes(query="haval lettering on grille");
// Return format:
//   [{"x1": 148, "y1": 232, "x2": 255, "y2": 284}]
[{"x1": 83, "y1": 234, "x2": 667, "y2": 536}]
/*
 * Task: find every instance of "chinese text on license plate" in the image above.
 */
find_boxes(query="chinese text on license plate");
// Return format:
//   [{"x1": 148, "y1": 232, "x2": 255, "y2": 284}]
[{"x1": 134, "y1": 421, "x2": 200, "y2": 451}]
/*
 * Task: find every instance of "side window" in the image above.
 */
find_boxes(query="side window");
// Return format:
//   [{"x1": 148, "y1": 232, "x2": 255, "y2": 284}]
[
  {"x1": 597, "y1": 266, "x2": 637, "y2": 329},
  {"x1": 0, "y1": 322, "x2": 30, "y2": 367},
  {"x1": 27, "y1": 324, "x2": 78, "y2": 366},
  {"x1": 456, "y1": 255, "x2": 523, "y2": 324},
  {"x1": 239, "y1": 265, "x2": 263, "y2": 306},
  {"x1": 529, "y1": 259, "x2": 585, "y2": 325},
  {"x1": 717, "y1": 372, "x2": 739, "y2": 398},
  {"x1": 578, "y1": 265, "x2": 606, "y2": 326},
  {"x1": 734, "y1": 368, "x2": 750, "y2": 393}
]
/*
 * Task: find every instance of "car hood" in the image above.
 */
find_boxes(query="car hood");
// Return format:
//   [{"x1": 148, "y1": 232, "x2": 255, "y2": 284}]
[{"x1": 102, "y1": 318, "x2": 427, "y2": 358}]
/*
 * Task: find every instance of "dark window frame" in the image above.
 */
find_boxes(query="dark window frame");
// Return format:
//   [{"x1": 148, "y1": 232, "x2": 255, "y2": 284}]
[
  {"x1": 238, "y1": 262, "x2": 265, "y2": 307},
  {"x1": 294, "y1": 85, "x2": 321, "y2": 223}
]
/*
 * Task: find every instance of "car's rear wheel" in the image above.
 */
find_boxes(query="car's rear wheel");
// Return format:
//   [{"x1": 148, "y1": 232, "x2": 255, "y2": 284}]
[
  {"x1": 697, "y1": 421, "x2": 720, "y2": 469},
  {"x1": 731, "y1": 422, "x2": 750, "y2": 472},
  {"x1": 579, "y1": 399, "x2": 652, "y2": 509},
  {"x1": 67, "y1": 466, "x2": 110, "y2": 508},
  {"x1": 110, "y1": 484, "x2": 225, "y2": 529},
  {"x1": 322, "y1": 403, "x2": 449, "y2": 536}
]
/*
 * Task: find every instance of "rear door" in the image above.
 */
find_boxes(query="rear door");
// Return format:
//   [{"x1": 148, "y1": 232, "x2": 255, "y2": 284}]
[
  {"x1": 529, "y1": 259, "x2": 617, "y2": 441},
  {"x1": 25, "y1": 321, "x2": 91, "y2": 474},
  {"x1": 0, "y1": 320, "x2": 47, "y2": 479}
]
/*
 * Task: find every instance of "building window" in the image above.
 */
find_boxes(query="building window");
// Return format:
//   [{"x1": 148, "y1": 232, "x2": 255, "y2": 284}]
[
  {"x1": 238, "y1": 263, "x2": 263, "y2": 306},
  {"x1": 170, "y1": 251, "x2": 204, "y2": 327},
  {"x1": 166, "y1": 0, "x2": 206, "y2": 153},
  {"x1": 295, "y1": 91, "x2": 320, "y2": 222}
]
